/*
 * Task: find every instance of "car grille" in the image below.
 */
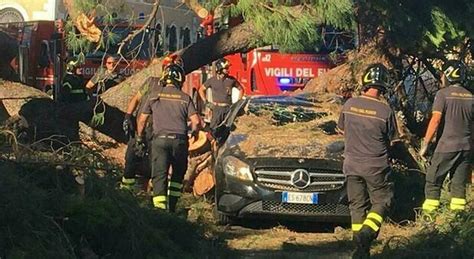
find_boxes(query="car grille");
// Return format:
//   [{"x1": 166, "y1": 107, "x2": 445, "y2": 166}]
[
  {"x1": 255, "y1": 168, "x2": 345, "y2": 192},
  {"x1": 242, "y1": 201, "x2": 350, "y2": 216}
]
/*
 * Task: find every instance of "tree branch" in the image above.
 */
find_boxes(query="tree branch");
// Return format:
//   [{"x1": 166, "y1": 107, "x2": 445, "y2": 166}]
[{"x1": 116, "y1": 0, "x2": 160, "y2": 56}]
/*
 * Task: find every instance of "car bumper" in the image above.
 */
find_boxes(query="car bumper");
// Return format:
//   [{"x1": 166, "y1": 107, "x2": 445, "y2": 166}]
[{"x1": 217, "y1": 176, "x2": 350, "y2": 223}]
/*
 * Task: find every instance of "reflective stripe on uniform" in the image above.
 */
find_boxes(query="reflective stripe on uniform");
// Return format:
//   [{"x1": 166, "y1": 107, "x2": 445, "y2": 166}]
[
  {"x1": 168, "y1": 181, "x2": 183, "y2": 189},
  {"x1": 422, "y1": 199, "x2": 440, "y2": 212},
  {"x1": 450, "y1": 198, "x2": 466, "y2": 211},
  {"x1": 363, "y1": 218, "x2": 380, "y2": 232},
  {"x1": 70, "y1": 89, "x2": 84, "y2": 94},
  {"x1": 63, "y1": 82, "x2": 73, "y2": 90},
  {"x1": 168, "y1": 190, "x2": 182, "y2": 197},
  {"x1": 352, "y1": 224, "x2": 363, "y2": 232},
  {"x1": 121, "y1": 177, "x2": 135, "y2": 185},
  {"x1": 367, "y1": 212, "x2": 383, "y2": 224},
  {"x1": 153, "y1": 195, "x2": 167, "y2": 209}
]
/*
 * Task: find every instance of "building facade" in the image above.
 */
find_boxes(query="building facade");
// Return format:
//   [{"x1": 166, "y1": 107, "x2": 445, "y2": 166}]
[{"x1": 0, "y1": 0, "x2": 199, "y2": 51}]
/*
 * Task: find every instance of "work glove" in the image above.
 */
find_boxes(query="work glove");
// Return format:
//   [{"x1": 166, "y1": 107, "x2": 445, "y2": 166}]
[
  {"x1": 134, "y1": 136, "x2": 147, "y2": 157},
  {"x1": 419, "y1": 140, "x2": 429, "y2": 160},
  {"x1": 123, "y1": 113, "x2": 134, "y2": 138}
]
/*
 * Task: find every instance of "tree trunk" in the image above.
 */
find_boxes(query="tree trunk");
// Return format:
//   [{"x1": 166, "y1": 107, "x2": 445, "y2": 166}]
[
  {"x1": 0, "y1": 21, "x2": 260, "y2": 146},
  {"x1": 102, "y1": 22, "x2": 258, "y2": 111}
]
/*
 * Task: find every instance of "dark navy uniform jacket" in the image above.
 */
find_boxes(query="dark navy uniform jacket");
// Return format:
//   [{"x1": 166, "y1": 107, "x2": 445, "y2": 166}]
[
  {"x1": 431, "y1": 84, "x2": 473, "y2": 153},
  {"x1": 142, "y1": 85, "x2": 197, "y2": 136},
  {"x1": 338, "y1": 95, "x2": 399, "y2": 175}
]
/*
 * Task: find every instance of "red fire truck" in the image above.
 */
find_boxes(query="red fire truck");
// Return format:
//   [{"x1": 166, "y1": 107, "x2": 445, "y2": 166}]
[
  {"x1": 0, "y1": 20, "x2": 158, "y2": 96},
  {"x1": 226, "y1": 47, "x2": 334, "y2": 95},
  {"x1": 0, "y1": 20, "x2": 60, "y2": 93},
  {"x1": 0, "y1": 19, "x2": 205, "y2": 101}
]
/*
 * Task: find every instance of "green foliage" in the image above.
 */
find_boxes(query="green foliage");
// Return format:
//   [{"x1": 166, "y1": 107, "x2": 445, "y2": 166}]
[
  {"x1": 225, "y1": 0, "x2": 356, "y2": 52},
  {"x1": 64, "y1": 20, "x2": 92, "y2": 58},
  {"x1": 362, "y1": 1, "x2": 474, "y2": 58},
  {"x1": 200, "y1": 0, "x2": 222, "y2": 11},
  {"x1": 74, "y1": 0, "x2": 96, "y2": 14}
]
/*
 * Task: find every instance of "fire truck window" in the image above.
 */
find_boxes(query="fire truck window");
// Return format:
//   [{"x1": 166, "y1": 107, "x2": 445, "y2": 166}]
[
  {"x1": 126, "y1": 31, "x2": 150, "y2": 59},
  {"x1": 88, "y1": 27, "x2": 151, "y2": 60},
  {"x1": 38, "y1": 41, "x2": 50, "y2": 68},
  {"x1": 251, "y1": 68, "x2": 257, "y2": 92},
  {"x1": 154, "y1": 24, "x2": 163, "y2": 56},
  {"x1": 182, "y1": 27, "x2": 191, "y2": 48},
  {"x1": 168, "y1": 25, "x2": 177, "y2": 52}
]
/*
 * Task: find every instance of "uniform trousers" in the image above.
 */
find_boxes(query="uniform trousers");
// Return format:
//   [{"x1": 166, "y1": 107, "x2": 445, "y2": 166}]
[
  {"x1": 346, "y1": 167, "x2": 394, "y2": 236},
  {"x1": 210, "y1": 105, "x2": 230, "y2": 131},
  {"x1": 423, "y1": 150, "x2": 471, "y2": 212},
  {"x1": 151, "y1": 136, "x2": 188, "y2": 212},
  {"x1": 123, "y1": 136, "x2": 151, "y2": 180}
]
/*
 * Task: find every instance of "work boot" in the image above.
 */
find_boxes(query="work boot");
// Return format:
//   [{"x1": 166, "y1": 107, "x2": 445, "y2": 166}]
[
  {"x1": 120, "y1": 177, "x2": 140, "y2": 193},
  {"x1": 351, "y1": 229, "x2": 373, "y2": 259}
]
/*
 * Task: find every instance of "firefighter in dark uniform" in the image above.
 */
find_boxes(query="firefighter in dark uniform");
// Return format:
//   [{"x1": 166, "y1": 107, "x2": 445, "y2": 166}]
[
  {"x1": 420, "y1": 60, "x2": 473, "y2": 215},
  {"x1": 198, "y1": 58, "x2": 244, "y2": 135},
  {"x1": 136, "y1": 64, "x2": 201, "y2": 212},
  {"x1": 60, "y1": 57, "x2": 87, "y2": 102},
  {"x1": 337, "y1": 64, "x2": 399, "y2": 258},
  {"x1": 120, "y1": 76, "x2": 161, "y2": 191},
  {"x1": 85, "y1": 55, "x2": 124, "y2": 94}
]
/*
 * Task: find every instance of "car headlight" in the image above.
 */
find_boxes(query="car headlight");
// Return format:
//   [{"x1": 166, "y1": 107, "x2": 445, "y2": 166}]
[{"x1": 222, "y1": 156, "x2": 253, "y2": 182}]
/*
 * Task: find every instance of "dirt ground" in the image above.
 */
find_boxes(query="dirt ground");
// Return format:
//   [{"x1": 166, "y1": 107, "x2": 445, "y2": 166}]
[{"x1": 181, "y1": 194, "x2": 423, "y2": 259}]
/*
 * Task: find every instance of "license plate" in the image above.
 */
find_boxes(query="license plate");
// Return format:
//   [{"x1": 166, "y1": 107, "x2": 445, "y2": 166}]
[{"x1": 282, "y1": 192, "x2": 318, "y2": 204}]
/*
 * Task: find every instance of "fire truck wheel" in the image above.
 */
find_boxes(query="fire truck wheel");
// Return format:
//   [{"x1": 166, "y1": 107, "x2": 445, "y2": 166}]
[{"x1": 0, "y1": 8, "x2": 24, "y2": 23}]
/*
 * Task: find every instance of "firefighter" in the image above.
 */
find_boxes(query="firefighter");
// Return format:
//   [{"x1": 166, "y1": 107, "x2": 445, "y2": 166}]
[
  {"x1": 198, "y1": 58, "x2": 244, "y2": 136},
  {"x1": 121, "y1": 58, "x2": 165, "y2": 191},
  {"x1": 85, "y1": 55, "x2": 124, "y2": 94},
  {"x1": 420, "y1": 60, "x2": 473, "y2": 216},
  {"x1": 60, "y1": 57, "x2": 87, "y2": 102},
  {"x1": 337, "y1": 64, "x2": 399, "y2": 258},
  {"x1": 136, "y1": 64, "x2": 201, "y2": 212},
  {"x1": 120, "y1": 76, "x2": 161, "y2": 192}
]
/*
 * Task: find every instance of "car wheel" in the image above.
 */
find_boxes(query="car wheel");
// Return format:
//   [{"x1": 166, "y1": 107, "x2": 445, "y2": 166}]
[{"x1": 213, "y1": 204, "x2": 234, "y2": 226}]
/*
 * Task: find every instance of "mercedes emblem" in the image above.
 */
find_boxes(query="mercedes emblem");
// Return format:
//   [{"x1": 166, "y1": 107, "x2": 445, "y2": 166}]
[{"x1": 290, "y1": 169, "x2": 311, "y2": 189}]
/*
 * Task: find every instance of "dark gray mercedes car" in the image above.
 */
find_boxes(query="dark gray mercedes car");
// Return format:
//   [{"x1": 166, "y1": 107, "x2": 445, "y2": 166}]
[{"x1": 213, "y1": 94, "x2": 350, "y2": 225}]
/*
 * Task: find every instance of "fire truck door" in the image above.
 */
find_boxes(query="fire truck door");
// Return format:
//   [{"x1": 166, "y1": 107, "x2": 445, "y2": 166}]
[
  {"x1": 18, "y1": 45, "x2": 29, "y2": 84},
  {"x1": 51, "y1": 38, "x2": 63, "y2": 100}
]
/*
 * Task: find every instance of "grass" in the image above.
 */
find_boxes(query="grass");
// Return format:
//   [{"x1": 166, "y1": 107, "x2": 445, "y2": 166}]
[{"x1": 375, "y1": 207, "x2": 474, "y2": 258}]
